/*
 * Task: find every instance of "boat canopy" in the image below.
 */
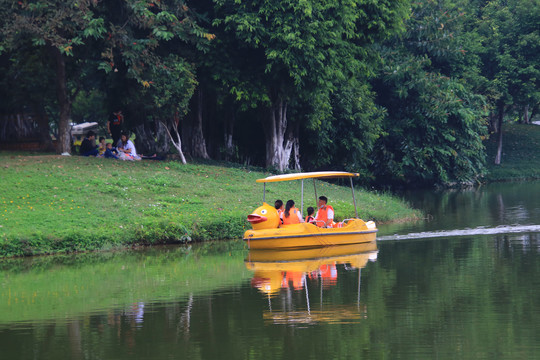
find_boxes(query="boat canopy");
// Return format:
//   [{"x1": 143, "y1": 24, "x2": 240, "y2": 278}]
[
  {"x1": 256, "y1": 171, "x2": 359, "y2": 183},
  {"x1": 256, "y1": 171, "x2": 360, "y2": 218}
]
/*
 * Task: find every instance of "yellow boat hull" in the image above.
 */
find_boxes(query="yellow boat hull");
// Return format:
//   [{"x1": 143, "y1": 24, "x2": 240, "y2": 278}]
[
  {"x1": 243, "y1": 219, "x2": 377, "y2": 249},
  {"x1": 246, "y1": 242, "x2": 378, "y2": 269}
]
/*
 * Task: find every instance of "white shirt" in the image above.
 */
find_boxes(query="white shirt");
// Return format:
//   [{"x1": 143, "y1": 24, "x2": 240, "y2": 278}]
[{"x1": 117, "y1": 139, "x2": 138, "y2": 156}]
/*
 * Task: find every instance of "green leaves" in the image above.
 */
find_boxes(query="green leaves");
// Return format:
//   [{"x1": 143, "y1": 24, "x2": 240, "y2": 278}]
[
  {"x1": 152, "y1": 26, "x2": 175, "y2": 40},
  {"x1": 372, "y1": 0, "x2": 488, "y2": 187},
  {"x1": 82, "y1": 18, "x2": 105, "y2": 39}
]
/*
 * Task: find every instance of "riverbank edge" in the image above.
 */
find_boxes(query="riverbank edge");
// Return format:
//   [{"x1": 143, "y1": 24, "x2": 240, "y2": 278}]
[
  {"x1": 0, "y1": 154, "x2": 422, "y2": 258},
  {"x1": 483, "y1": 123, "x2": 540, "y2": 183},
  {"x1": 1, "y1": 213, "x2": 422, "y2": 259}
]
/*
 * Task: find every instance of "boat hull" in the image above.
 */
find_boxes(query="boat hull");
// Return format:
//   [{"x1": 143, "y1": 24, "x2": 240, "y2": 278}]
[{"x1": 243, "y1": 219, "x2": 377, "y2": 249}]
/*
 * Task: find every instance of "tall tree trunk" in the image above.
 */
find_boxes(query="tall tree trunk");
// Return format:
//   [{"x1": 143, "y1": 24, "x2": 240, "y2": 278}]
[
  {"x1": 223, "y1": 109, "x2": 236, "y2": 161},
  {"x1": 494, "y1": 104, "x2": 505, "y2": 165},
  {"x1": 291, "y1": 135, "x2": 301, "y2": 171},
  {"x1": 134, "y1": 120, "x2": 170, "y2": 155},
  {"x1": 263, "y1": 95, "x2": 297, "y2": 171},
  {"x1": 488, "y1": 111, "x2": 498, "y2": 133},
  {"x1": 530, "y1": 106, "x2": 537, "y2": 123},
  {"x1": 161, "y1": 118, "x2": 187, "y2": 164},
  {"x1": 51, "y1": 46, "x2": 72, "y2": 154},
  {"x1": 523, "y1": 104, "x2": 530, "y2": 124},
  {"x1": 191, "y1": 88, "x2": 209, "y2": 159}
]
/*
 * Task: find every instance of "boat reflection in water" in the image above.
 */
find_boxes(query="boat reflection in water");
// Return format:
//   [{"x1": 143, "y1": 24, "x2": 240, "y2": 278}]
[{"x1": 245, "y1": 241, "x2": 378, "y2": 324}]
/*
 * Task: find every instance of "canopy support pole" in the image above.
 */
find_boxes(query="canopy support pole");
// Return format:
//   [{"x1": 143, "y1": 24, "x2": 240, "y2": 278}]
[
  {"x1": 263, "y1": 183, "x2": 266, "y2": 203},
  {"x1": 350, "y1": 177, "x2": 358, "y2": 218},
  {"x1": 300, "y1": 180, "x2": 304, "y2": 215},
  {"x1": 313, "y1": 179, "x2": 318, "y2": 206}
]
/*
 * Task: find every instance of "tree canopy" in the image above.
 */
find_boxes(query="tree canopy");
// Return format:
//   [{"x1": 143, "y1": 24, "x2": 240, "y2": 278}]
[{"x1": 1, "y1": 0, "x2": 538, "y2": 187}]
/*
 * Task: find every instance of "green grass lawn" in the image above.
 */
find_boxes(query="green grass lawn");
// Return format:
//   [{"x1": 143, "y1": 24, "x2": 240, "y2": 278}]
[
  {"x1": 484, "y1": 122, "x2": 540, "y2": 181},
  {"x1": 0, "y1": 153, "x2": 420, "y2": 257}
]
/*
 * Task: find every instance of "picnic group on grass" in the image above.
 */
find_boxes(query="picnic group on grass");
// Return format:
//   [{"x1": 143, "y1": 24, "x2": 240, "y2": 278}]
[
  {"x1": 78, "y1": 110, "x2": 147, "y2": 161},
  {"x1": 79, "y1": 130, "x2": 141, "y2": 161}
]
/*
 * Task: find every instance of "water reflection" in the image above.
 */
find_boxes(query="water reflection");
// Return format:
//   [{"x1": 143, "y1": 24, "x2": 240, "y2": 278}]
[
  {"x1": 0, "y1": 243, "x2": 249, "y2": 325},
  {"x1": 382, "y1": 180, "x2": 540, "y2": 237},
  {"x1": 245, "y1": 242, "x2": 378, "y2": 324}
]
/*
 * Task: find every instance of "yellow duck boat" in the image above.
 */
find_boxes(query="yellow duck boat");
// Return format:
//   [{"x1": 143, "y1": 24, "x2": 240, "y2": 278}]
[{"x1": 244, "y1": 171, "x2": 378, "y2": 249}]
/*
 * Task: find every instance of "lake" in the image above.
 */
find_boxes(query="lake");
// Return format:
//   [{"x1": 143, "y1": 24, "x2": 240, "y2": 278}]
[{"x1": 2, "y1": 181, "x2": 540, "y2": 359}]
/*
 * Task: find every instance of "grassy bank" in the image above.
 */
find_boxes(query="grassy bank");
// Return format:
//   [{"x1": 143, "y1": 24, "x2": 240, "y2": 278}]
[
  {"x1": 0, "y1": 153, "x2": 420, "y2": 257},
  {"x1": 484, "y1": 123, "x2": 540, "y2": 182}
]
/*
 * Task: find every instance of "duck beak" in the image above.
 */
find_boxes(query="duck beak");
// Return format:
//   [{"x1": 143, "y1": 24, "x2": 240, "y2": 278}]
[{"x1": 247, "y1": 214, "x2": 267, "y2": 224}]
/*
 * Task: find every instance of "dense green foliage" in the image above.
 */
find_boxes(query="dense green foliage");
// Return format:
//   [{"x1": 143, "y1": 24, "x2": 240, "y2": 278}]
[
  {"x1": 372, "y1": 0, "x2": 488, "y2": 186},
  {"x1": 1, "y1": 0, "x2": 539, "y2": 187}
]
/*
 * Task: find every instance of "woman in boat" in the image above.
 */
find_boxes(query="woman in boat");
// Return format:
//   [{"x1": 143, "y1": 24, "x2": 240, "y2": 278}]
[{"x1": 281, "y1": 200, "x2": 304, "y2": 225}]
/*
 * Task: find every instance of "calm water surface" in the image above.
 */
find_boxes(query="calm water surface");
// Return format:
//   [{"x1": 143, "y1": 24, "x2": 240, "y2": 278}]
[{"x1": 2, "y1": 181, "x2": 540, "y2": 359}]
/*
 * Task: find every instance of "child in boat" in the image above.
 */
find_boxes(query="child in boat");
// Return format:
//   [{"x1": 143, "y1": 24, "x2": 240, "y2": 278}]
[
  {"x1": 281, "y1": 200, "x2": 304, "y2": 225},
  {"x1": 274, "y1": 200, "x2": 284, "y2": 215},
  {"x1": 305, "y1": 207, "x2": 315, "y2": 224},
  {"x1": 275, "y1": 199, "x2": 284, "y2": 224}
]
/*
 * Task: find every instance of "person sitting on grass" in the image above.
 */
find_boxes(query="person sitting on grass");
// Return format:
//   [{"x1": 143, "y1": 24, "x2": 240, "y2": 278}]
[
  {"x1": 104, "y1": 143, "x2": 119, "y2": 159},
  {"x1": 117, "y1": 132, "x2": 141, "y2": 161},
  {"x1": 281, "y1": 199, "x2": 304, "y2": 225},
  {"x1": 98, "y1": 137, "x2": 107, "y2": 156},
  {"x1": 79, "y1": 130, "x2": 99, "y2": 157}
]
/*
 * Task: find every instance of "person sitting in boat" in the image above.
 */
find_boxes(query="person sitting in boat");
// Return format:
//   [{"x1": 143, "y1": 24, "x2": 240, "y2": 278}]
[
  {"x1": 305, "y1": 206, "x2": 316, "y2": 224},
  {"x1": 275, "y1": 199, "x2": 284, "y2": 224},
  {"x1": 274, "y1": 200, "x2": 284, "y2": 214},
  {"x1": 314, "y1": 196, "x2": 334, "y2": 228},
  {"x1": 281, "y1": 200, "x2": 304, "y2": 225}
]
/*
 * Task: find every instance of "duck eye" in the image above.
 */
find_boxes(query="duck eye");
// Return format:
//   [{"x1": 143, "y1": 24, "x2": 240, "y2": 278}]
[{"x1": 261, "y1": 209, "x2": 267, "y2": 215}]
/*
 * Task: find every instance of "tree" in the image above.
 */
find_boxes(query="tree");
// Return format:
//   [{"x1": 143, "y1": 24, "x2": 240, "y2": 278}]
[
  {"x1": 475, "y1": 0, "x2": 540, "y2": 164},
  {"x1": 96, "y1": 1, "x2": 212, "y2": 161},
  {"x1": 300, "y1": 79, "x2": 386, "y2": 182},
  {"x1": 1, "y1": 0, "x2": 211, "y2": 158},
  {"x1": 1, "y1": 0, "x2": 106, "y2": 153},
  {"x1": 0, "y1": 41, "x2": 57, "y2": 150},
  {"x1": 372, "y1": 0, "x2": 488, "y2": 187},
  {"x1": 211, "y1": 0, "x2": 409, "y2": 171}
]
